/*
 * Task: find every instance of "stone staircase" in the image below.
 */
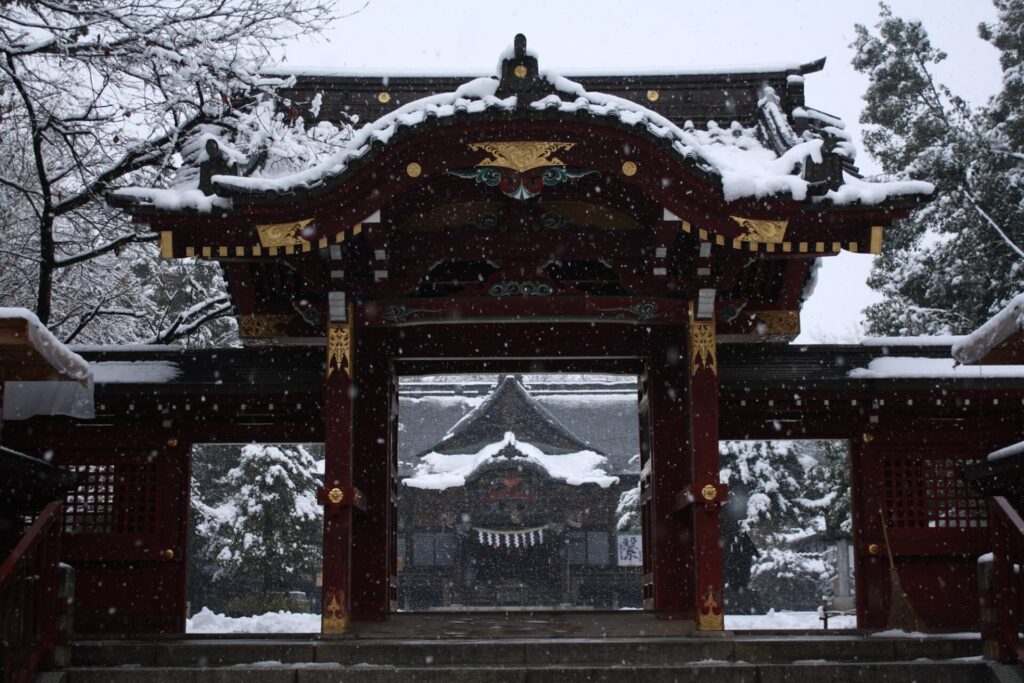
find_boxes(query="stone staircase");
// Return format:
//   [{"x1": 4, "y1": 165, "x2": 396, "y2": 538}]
[{"x1": 46, "y1": 632, "x2": 1018, "y2": 682}]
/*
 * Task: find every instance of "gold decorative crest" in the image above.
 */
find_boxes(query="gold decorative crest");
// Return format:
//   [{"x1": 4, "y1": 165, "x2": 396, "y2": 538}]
[
  {"x1": 690, "y1": 319, "x2": 717, "y2": 376},
  {"x1": 701, "y1": 484, "x2": 718, "y2": 501},
  {"x1": 328, "y1": 487, "x2": 344, "y2": 504},
  {"x1": 238, "y1": 314, "x2": 291, "y2": 339},
  {"x1": 468, "y1": 141, "x2": 574, "y2": 173},
  {"x1": 256, "y1": 218, "x2": 313, "y2": 247},
  {"x1": 698, "y1": 586, "x2": 724, "y2": 631},
  {"x1": 326, "y1": 325, "x2": 352, "y2": 378},
  {"x1": 322, "y1": 590, "x2": 348, "y2": 634},
  {"x1": 750, "y1": 310, "x2": 800, "y2": 336},
  {"x1": 730, "y1": 216, "x2": 788, "y2": 243}
]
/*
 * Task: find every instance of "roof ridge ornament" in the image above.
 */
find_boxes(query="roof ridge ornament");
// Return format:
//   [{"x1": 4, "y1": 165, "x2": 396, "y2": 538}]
[{"x1": 495, "y1": 33, "x2": 556, "y2": 106}]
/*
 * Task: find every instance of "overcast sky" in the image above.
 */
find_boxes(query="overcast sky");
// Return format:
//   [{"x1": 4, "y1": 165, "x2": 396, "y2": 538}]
[{"x1": 279, "y1": 0, "x2": 1003, "y2": 341}]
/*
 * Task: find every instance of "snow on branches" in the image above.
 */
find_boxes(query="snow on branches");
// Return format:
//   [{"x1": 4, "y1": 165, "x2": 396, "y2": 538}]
[
  {"x1": 0, "y1": 0, "x2": 340, "y2": 343},
  {"x1": 198, "y1": 444, "x2": 323, "y2": 594},
  {"x1": 853, "y1": 3, "x2": 1024, "y2": 336}
]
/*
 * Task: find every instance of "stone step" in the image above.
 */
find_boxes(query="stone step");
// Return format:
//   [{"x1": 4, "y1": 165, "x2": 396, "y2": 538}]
[
  {"x1": 70, "y1": 635, "x2": 981, "y2": 668},
  {"x1": 59, "y1": 661, "x2": 997, "y2": 683}
]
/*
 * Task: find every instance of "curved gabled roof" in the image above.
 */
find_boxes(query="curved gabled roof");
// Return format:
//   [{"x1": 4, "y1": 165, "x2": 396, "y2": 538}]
[
  {"x1": 422, "y1": 376, "x2": 600, "y2": 457},
  {"x1": 109, "y1": 36, "x2": 932, "y2": 217}
]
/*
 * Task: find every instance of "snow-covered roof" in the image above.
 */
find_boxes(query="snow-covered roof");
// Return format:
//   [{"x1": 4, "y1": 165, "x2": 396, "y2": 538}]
[
  {"x1": 988, "y1": 440, "x2": 1024, "y2": 463},
  {"x1": 951, "y1": 293, "x2": 1024, "y2": 365},
  {"x1": 424, "y1": 375, "x2": 599, "y2": 457},
  {"x1": 404, "y1": 431, "x2": 618, "y2": 491},
  {"x1": 109, "y1": 41, "x2": 932, "y2": 214},
  {"x1": 0, "y1": 307, "x2": 91, "y2": 383},
  {"x1": 90, "y1": 360, "x2": 181, "y2": 384},
  {"x1": 848, "y1": 356, "x2": 1024, "y2": 379}
]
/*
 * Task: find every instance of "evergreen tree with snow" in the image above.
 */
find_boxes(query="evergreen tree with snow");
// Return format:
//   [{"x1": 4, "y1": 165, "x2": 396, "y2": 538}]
[
  {"x1": 206, "y1": 444, "x2": 323, "y2": 597},
  {"x1": 852, "y1": 2, "x2": 1024, "y2": 336},
  {"x1": 720, "y1": 441, "x2": 852, "y2": 610}
]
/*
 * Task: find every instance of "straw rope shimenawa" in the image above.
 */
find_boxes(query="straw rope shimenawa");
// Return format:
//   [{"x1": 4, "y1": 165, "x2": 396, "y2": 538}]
[{"x1": 880, "y1": 506, "x2": 925, "y2": 631}]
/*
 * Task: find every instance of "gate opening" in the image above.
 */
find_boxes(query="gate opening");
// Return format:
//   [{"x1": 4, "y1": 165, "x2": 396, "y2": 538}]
[
  {"x1": 187, "y1": 442, "x2": 324, "y2": 632},
  {"x1": 718, "y1": 439, "x2": 854, "y2": 629},
  {"x1": 397, "y1": 373, "x2": 642, "y2": 610}
]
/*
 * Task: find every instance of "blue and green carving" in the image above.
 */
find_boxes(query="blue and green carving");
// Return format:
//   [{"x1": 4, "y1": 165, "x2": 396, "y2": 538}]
[{"x1": 448, "y1": 166, "x2": 597, "y2": 200}]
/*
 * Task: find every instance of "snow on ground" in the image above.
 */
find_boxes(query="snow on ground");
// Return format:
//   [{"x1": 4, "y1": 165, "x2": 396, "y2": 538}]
[
  {"x1": 186, "y1": 608, "x2": 857, "y2": 633},
  {"x1": 187, "y1": 607, "x2": 320, "y2": 634},
  {"x1": 725, "y1": 609, "x2": 854, "y2": 630}
]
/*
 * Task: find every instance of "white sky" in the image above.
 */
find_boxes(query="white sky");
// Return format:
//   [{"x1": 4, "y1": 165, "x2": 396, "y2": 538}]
[{"x1": 279, "y1": 0, "x2": 1003, "y2": 342}]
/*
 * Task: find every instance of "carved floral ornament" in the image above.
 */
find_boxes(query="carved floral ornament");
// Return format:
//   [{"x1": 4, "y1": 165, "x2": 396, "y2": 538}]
[
  {"x1": 238, "y1": 314, "x2": 291, "y2": 339},
  {"x1": 698, "y1": 586, "x2": 724, "y2": 630},
  {"x1": 326, "y1": 324, "x2": 352, "y2": 378},
  {"x1": 256, "y1": 218, "x2": 314, "y2": 247},
  {"x1": 730, "y1": 216, "x2": 788, "y2": 243},
  {"x1": 751, "y1": 310, "x2": 800, "y2": 336},
  {"x1": 448, "y1": 141, "x2": 597, "y2": 200},
  {"x1": 322, "y1": 590, "x2": 348, "y2": 634},
  {"x1": 690, "y1": 319, "x2": 717, "y2": 376}
]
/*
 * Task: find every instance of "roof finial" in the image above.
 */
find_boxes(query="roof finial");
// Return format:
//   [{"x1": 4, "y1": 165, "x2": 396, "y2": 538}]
[
  {"x1": 514, "y1": 33, "x2": 527, "y2": 59},
  {"x1": 496, "y1": 33, "x2": 554, "y2": 105}
]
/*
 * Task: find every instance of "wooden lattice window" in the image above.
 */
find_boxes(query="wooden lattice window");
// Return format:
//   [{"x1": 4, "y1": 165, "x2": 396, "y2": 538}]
[
  {"x1": 63, "y1": 461, "x2": 159, "y2": 535},
  {"x1": 883, "y1": 456, "x2": 987, "y2": 529}
]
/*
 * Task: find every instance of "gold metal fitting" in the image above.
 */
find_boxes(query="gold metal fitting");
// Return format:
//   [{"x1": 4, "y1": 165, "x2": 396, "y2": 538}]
[
  {"x1": 621, "y1": 161, "x2": 638, "y2": 177},
  {"x1": 868, "y1": 543, "x2": 881, "y2": 555},
  {"x1": 863, "y1": 433, "x2": 875, "y2": 443},
  {"x1": 328, "y1": 487, "x2": 344, "y2": 504},
  {"x1": 513, "y1": 65, "x2": 528, "y2": 78},
  {"x1": 406, "y1": 162, "x2": 422, "y2": 178},
  {"x1": 161, "y1": 548, "x2": 175, "y2": 560},
  {"x1": 646, "y1": 89, "x2": 660, "y2": 102},
  {"x1": 377, "y1": 91, "x2": 391, "y2": 103},
  {"x1": 166, "y1": 438, "x2": 178, "y2": 447},
  {"x1": 701, "y1": 484, "x2": 717, "y2": 501}
]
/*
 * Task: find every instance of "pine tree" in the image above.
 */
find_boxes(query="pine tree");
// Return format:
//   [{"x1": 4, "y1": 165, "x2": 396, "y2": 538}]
[
  {"x1": 852, "y1": 2, "x2": 1024, "y2": 336},
  {"x1": 206, "y1": 444, "x2": 323, "y2": 597}
]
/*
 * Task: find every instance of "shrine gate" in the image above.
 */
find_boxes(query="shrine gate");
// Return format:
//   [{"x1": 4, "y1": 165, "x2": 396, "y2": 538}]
[{"x1": 6, "y1": 36, "x2": 1024, "y2": 638}]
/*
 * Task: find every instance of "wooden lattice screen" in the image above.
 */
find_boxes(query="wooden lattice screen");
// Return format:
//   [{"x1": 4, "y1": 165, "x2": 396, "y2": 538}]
[
  {"x1": 55, "y1": 446, "x2": 188, "y2": 634},
  {"x1": 63, "y1": 462, "x2": 160, "y2": 535},
  {"x1": 883, "y1": 455, "x2": 988, "y2": 530}
]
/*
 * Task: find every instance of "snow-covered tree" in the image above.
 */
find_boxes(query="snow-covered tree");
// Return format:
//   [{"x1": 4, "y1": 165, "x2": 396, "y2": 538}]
[
  {"x1": 719, "y1": 441, "x2": 805, "y2": 546},
  {"x1": 205, "y1": 444, "x2": 323, "y2": 595},
  {"x1": 721, "y1": 441, "x2": 852, "y2": 610},
  {"x1": 0, "y1": 0, "x2": 342, "y2": 344},
  {"x1": 852, "y1": 2, "x2": 1024, "y2": 336},
  {"x1": 615, "y1": 484, "x2": 640, "y2": 532}
]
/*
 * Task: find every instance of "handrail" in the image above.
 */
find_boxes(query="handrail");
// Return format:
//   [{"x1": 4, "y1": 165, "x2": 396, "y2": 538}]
[
  {"x1": 989, "y1": 495, "x2": 1024, "y2": 664},
  {"x1": 0, "y1": 500, "x2": 64, "y2": 683}
]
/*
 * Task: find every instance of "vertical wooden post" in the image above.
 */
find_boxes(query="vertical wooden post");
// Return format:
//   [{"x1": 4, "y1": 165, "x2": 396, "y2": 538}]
[
  {"x1": 320, "y1": 312, "x2": 353, "y2": 635},
  {"x1": 350, "y1": 324, "x2": 394, "y2": 621},
  {"x1": 850, "y1": 434, "x2": 890, "y2": 629},
  {"x1": 644, "y1": 326, "x2": 692, "y2": 616},
  {"x1": 688, "y1": 309, "x2": 724, "y2": 631}
]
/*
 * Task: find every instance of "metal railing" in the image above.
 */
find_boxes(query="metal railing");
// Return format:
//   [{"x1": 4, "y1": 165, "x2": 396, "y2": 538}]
[
  {"x1": 0, "y1": 501, "x2": 64, "y2": 683},
  {"x1": 987, "y1": 496, "x2": 1024, "y2": 664}
]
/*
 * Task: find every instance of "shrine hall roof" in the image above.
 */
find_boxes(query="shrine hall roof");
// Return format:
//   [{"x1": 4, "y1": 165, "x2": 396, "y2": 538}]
[
  {"x1": 419, "y1": 375, "x2": 601, "y2": 457},
  {"x1": 109, "y1": 37, "x2": 932, "y2": 215}
]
